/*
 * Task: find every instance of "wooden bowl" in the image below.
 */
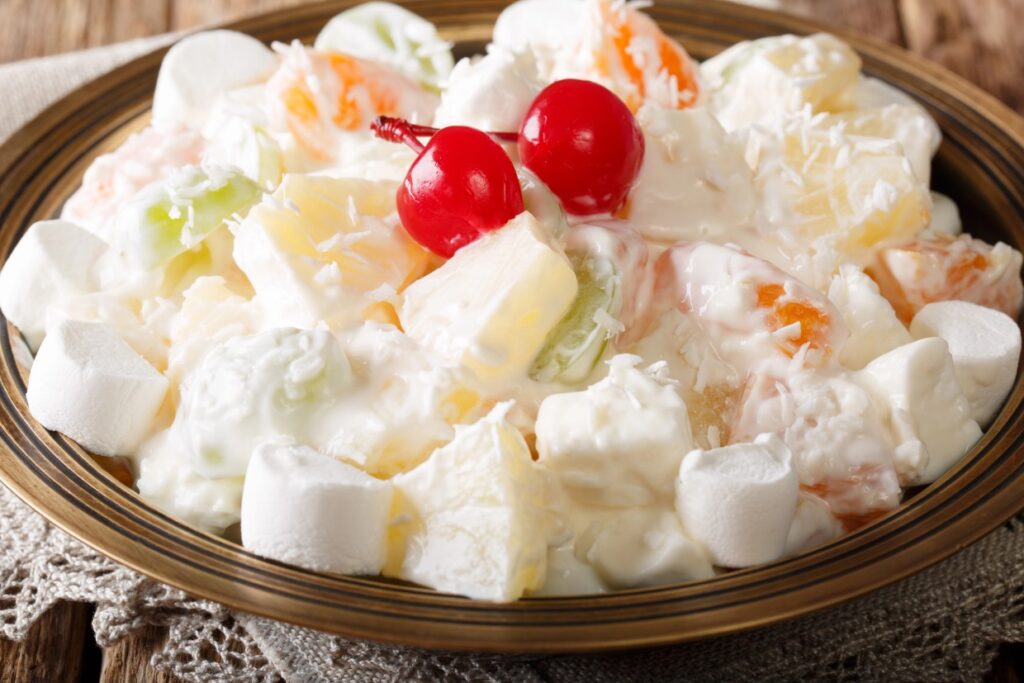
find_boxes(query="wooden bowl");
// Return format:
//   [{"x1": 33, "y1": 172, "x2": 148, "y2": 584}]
[{"x1": 0, "y1": 0, "x2": 1022, "y2": 654}]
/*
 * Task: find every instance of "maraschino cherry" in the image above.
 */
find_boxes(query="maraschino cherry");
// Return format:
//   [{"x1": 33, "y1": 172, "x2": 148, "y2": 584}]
[
  {"x1": 518, "y1": 79, "x2": 645, "y2": 216},
  {"x1": 371, "y1": 117, "x2": 523, "y2": 258},
  {"x1": 372, "y1": 80, "x2": 645, "y2": 256}
]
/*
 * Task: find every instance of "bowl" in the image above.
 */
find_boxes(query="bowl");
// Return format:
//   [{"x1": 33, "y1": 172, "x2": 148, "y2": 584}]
[{"x1": 0, "y1": 0, "x2": 1022, "y2": 653}]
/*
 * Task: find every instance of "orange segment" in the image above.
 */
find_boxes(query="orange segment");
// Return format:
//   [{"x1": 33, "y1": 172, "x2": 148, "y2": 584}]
[
  {"x1": 870, "y1": 234, "x2": 1024, "y2": 323},
  {"x1": 586, "y1": 0, "x2": 700, "y2": 111},
  {"x1": 266, "y1": 45, "x2": 438, "y2": 162},
  {"x1": 756, "y1": 283, "x2": 834, "y2": 357}
]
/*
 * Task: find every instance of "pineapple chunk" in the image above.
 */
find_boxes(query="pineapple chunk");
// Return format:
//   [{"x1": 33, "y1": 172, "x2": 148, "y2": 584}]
[
  {"x1": 702, "y1": 33, "x2": 861, "y2": 131},
  {"x1": 233, "y1": 174, "x2": 431, "y2": 330},
  {"x1": 400, "y1": 212, "x2": 578, "y2": 384},
  {"x1": 750, "y1": 121, "x2": 931, "y2": 281}
]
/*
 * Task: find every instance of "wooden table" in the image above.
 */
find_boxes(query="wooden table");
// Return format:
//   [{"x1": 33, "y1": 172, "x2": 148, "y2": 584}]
[{"x1": 0, "y1": 0, "x2": 1023, "y2": 680}]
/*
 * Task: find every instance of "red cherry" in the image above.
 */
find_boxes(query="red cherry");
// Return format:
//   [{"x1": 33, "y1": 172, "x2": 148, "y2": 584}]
[
  {"x1": 518, "y1": 80, "x2": 645, "y2": 216},
  {"x1": 371, "y1": 118, "x2": 523, "y2": 258}
]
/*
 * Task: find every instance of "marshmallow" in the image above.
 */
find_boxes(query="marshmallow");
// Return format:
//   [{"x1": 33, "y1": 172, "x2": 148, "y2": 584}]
[
  {"x1": 27, "y1": 320, "x2": 168, "y2": 456},
  {"x1": 153, "y1": 31, "x2": 278, "y2": 131},
  {"x1": 0, "y1": 220, "x2": 107, "y2": 348},
  {"x1": 860, "y1": 338, "x2": 982, "y2": 484},
  {"x1": 784, "y1": 492, "x2": 843, "y2": 557},
  {"x1": 388, "y1": 405, "x2": 550, "y2": 602},
  {"x1": 535, "y1": 355, "x2": 694, "y2": 507},
  {"x1": 135, "y1": 428, "x2": 243, "y2": 534},
  {"x1": 241, "y1": 443, "x2": 393, "y2": 575},
  {"x1": 400, "y1": 212, "x2": 578, "y2": 384},
  {"x1": 579, "y1": 508, "x2": 713, "y2": 588},
  {"x1": 828, "y1": 264, "x2": 912, "y2": 370},
  {"x1": 910, "y1": 301, "x2": 1021, "y2": 426},
  {"x1": 676, "y1": 434, "x2": 798, "y2": 568},
  {"x1": 177, "y1": 328, "x2": 353, "y2": 479}
]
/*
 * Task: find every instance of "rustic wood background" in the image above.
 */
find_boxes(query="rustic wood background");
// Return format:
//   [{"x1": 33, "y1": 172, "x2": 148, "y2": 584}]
[{"x1": 0, "y1": 0, "x2": 1022, "y2": 680}]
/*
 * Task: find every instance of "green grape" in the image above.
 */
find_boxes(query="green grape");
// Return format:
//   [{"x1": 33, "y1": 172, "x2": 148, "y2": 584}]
[
  {"x1": 530, "y1": 253, "x2": 620, "y2": 384},
  {"x1": 116, "y1": 165, "x2": 263, "y2": 269}
]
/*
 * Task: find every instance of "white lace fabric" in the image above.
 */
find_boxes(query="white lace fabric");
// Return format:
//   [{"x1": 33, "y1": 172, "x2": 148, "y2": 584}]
[{"x1": 2, "y1": 32, "x2": 1024, "y2": 683}]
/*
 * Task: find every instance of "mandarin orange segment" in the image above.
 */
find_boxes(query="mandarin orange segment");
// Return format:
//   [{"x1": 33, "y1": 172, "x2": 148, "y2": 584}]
[
  {"x1": 756, "y1": 283, "x2": 836, "y2": 357},
  {"x1": 584, "y1": 0, "x2": 700, "y2": 111},
  {"x1": 266, "y1": 45, "x2": 438, "y2": 162},
  {"x1": 870, "y1": 234, "x2": 1024, "y2": 323}
]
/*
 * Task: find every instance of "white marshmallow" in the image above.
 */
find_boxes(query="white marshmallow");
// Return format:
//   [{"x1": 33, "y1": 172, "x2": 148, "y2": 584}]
[
  {"x1": 676, "y1": 434, "x2": 798, "y2": 568},
  {"x1": 241, "y1": 443, "x2": 393, "y2": 575},
  {"x1": 535, "y1": 355, "x2": 694, "y2": 507},
  {"x1": 153, "y1": 31, "x2": 278, "y2": 131},
  {"x1": 492, "y1": 0, "x2": 584, "y2": 56},
  {"x1": 910, "y1": 301, "x2": 1021, "y2": 426},
  {"x1": 27, "y1": 320, "x2": 168, "y2": 456},
  {"x1": 388, "y1": 405, "x2": 550, "y2": 602},
  {"x1": 579, "y1": 508, "x2": 713, "y2": 588},
  {"x1": 400, "y1": 212, "x2": 577, "y2": 384},
  {"x1": 859, "y1": 338, "x2": 982, "y2": 484},
  {"x1": 828, "y1": 264, "x2": 912, "y2": 370},
  {"x1": 0, "y1": 220, "x2": 107, "y2": 349}
]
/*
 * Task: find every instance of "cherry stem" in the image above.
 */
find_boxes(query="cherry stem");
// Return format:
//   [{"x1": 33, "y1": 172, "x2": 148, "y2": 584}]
[{"x1": 371, "y1": 116, "x2": 519, "y2": 152}]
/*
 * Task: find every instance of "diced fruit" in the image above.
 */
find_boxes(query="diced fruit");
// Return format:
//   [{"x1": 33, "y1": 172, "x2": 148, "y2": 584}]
[
  {"x1": 535, "y1": 355, "x2": 694, "y2": 506},
  {"x1": 701, "y1": 33, "x2": 860, "y2": 131},
  {"x1": 519, "y1": 79, "x2": 645, "y2": 216},
  {"x1": 388, "y1": 405, "x2": 551, "y2": 601},
  {"x1": 177, "y1": 327, "x2": 354, "y2": 479},
  {"x1": 827, "y1": 264, "x2": 912, "y2": 370},
  {"x1": 233, "y1": 174, "x2": 431, "y2": 329},
  {"x1": 400, "y1": 212, "x2": 578, "y2": 384},
  {"x1": 61, "y1": 125, "x2": 204, "y2": 238},
  {"x1": 823, "y1": 104, "x2": 940, "y2": 185},
  {"x1": 567, "y1": 0, "x2": 701, "y2": 112},
  {"x1": 314, "y1": 2, "x2": 454, "y2": 91},
  {"x1": 530, "y1": 252, "x2": 618, "y2": 383},
  {"x1": 653, "y1": 242, "x2": 848, "y2": 368},
  {"x1": 749, "y1": 121, "x2": 931, "y2": 280},
  {"x1": 114, "y1": 165, "x2": 263, "y2": 270},
  {"x1": 869, "y1": 234, "x2": 1024, "y2": 324},
  {"x1": 266, "y1": 44, "x2": 438, "y2": 162},
  {"x1": 202, "y1": 117, "x2": 284, "y2": 189}
]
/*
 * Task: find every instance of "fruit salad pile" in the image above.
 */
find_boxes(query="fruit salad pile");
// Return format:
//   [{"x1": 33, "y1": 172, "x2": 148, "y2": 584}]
[{"x1": 2, "y1": 0, "x2": 1021, "y2": 602}]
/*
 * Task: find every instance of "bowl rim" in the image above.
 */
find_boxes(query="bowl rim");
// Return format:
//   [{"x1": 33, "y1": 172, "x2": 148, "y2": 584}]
[{"x1": 0, "y1": 0, "x2": 1023, "y2": 654}]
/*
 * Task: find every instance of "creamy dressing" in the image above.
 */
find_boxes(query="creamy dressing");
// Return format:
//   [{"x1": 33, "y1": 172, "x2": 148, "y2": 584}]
[{"x1": 3, "y1": 0, "x2": 1020, "y2": 602}]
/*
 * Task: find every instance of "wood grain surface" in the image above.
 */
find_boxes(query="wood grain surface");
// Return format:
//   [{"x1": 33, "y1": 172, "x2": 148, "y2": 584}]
[{"x1": 0, "y1": 0, "x2": 1021, "y2": 681}]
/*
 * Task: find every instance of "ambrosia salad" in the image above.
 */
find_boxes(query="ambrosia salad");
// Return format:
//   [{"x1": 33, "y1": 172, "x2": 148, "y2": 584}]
[{"x1": 2, "y1": 0, "x2": 1022, "y2": 602}]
